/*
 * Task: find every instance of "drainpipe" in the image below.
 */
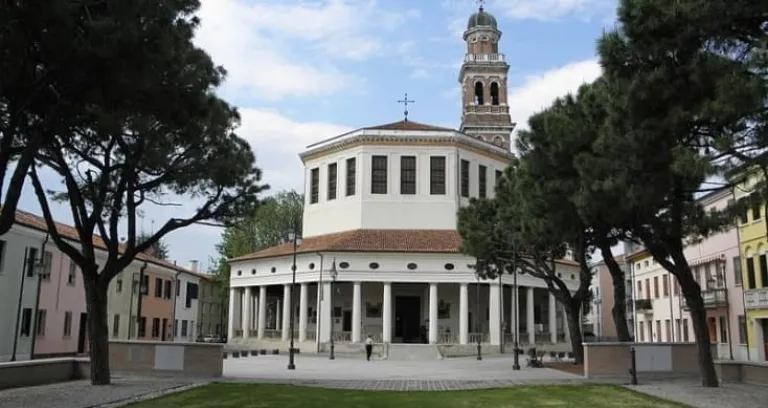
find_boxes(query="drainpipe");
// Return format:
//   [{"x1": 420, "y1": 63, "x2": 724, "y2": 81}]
[
  {"x1": 732, "y1": 187, "x2": 750, "y2": 361},
  {"x1": 315, "y1": 252, "x2": 324, "y2": 353},
  {"x1": 11, "y1": 248, "x2": 30, "y2": 361},
  {"x1": 135, "y1": 261, "x2": 148, "y2": 338},
  {"x1": 171, "y1": 271, "x2": 181, "y2": 341},
  {"x1": 721, "y1": 256, "x2": 734, "y2": 360},
  {"x1": 30, "y1": 232, "x2": 49, "y2": 359}
]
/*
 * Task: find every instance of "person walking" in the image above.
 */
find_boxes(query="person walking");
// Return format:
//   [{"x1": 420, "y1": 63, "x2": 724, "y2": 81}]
[{"x1": 365, "y1": 334, "x2": 374, "y2": 361}]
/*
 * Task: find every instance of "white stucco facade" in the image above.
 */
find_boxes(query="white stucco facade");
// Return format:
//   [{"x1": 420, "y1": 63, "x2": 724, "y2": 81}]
[
  {"x1": 301, "y1": 129, "x2": 510, "y2": 238},
  {"x1": 173, "y1": 272, "x2": 200, "y2": 342},
  {"x1": 628, "y1": 190, "x2": 748, "y2": 361},
  {"x1": 0, "y1": 224, "x2": 48, "y2": 362}
]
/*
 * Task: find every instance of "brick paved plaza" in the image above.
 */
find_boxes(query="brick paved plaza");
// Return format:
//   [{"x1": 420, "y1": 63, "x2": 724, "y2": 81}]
[{"x1": 1, "y1": 355, "x2": 768, "y2": 408}]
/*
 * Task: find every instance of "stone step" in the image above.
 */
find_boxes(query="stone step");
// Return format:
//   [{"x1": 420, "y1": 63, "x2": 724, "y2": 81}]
[{"x1": 386, "y1": 344, "x2": 442, "y2": 360}]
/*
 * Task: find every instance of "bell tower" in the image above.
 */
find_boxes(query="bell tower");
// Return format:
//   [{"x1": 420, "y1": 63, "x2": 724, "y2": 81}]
[{"x1": 458, "y1": 3, "x2": 516, "y2": 150}]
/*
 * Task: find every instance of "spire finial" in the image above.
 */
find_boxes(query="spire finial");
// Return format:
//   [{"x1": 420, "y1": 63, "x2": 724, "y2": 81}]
[
  {"x1": 397, "y1": 93, "x2": 415, "y2": 122},
  {"x1": 476, "y1": 0, "x2": 485, "y2": 11}
]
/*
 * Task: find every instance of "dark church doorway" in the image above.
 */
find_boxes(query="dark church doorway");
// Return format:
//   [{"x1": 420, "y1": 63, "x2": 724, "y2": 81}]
[{"x1": 394, "y1": 296, "x2": 421, "y2": 343}]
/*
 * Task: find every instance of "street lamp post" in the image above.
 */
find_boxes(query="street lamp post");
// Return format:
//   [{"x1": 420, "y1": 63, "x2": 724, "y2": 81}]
[
  {"x1": 475, "y1": 273, "x2": 482, "y2": 361},
  {"x1": 287, "y1": 231, "x2": 302, "y2": 370},
  {"x1": 329, "y1": 259, "x2": 338, "y2": 360}
]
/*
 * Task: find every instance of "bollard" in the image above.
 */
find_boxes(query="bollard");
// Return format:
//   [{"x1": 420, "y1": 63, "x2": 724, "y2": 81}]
[{"x1": 628, "y1": 346, "x2": 638, "y2": 385}]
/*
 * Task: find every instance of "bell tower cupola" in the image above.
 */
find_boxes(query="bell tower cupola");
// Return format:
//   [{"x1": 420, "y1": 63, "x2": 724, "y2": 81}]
[{"x1": 459, "y1": 3, "x2": 516, "y2": 150}]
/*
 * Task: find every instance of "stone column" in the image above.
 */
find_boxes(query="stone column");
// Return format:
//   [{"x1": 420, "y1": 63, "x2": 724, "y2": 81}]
[
  {"x1": 489, "y1": 281, "x2": 501, "y2": 345},
  {"x1": 227, "y1": 287, "x2": 237, "y2": 340},
  {"x1": 527, "y1": 287, "x2": 535, "y2": 345},
  {"x1": 318, "y1": 281, "x2": 332, "y2": 342},
  {"x1": 252, "y1": 289, "x2": 259, "y2": 333},
  {"x1": 382, "y1": 282, "x2": 392, "y2": 343},
  {"x1": 549, "y1": 292, "x2": 557, "y2": 343},
  {"x1": 352, "y1": 282, "x2": 362, "y2": 343},
  {"x1": 282, "y1": 284, "x2": 291, "y2": 341},
  {"x1": 428, "y1": 283, "x2": 438, "y2": 343},
  {"x1": 242, "y1": 287, "x2": 251, "y2": 339},
  {"x1": 257, "y1": 286, "x2": 267, "y2": 339},
  {"x1": 459, "y1": 283, "x2": 469, "y2": 345},
  {"x1": 299, "y1": 283, "x2": 308, "y2": 342}
]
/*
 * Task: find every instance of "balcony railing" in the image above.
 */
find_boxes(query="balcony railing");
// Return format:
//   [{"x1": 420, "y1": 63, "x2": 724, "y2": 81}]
[
  {"x1": 464, "y1": 53, "x2": 506, "y2": 63},
  {"x1": 464, "y1": 105, "x2": 508, "y2": 114},
  {"x1": 634, "y1": 298, "x2": 653, "y2": 312},
  {"x1": 682, "y1": 288, "x2": 729, "y2": 310},
  {"x1": 745, "y1": 287, "x2": 768, "y2": 310}
]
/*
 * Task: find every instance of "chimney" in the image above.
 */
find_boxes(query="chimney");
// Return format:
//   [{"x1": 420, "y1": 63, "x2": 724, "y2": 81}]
[{"x1": 189, "y1": 260, "x2": 199, "y2": 273}]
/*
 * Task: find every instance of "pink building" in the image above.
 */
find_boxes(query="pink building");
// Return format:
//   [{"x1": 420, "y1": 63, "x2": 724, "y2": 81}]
[
  {"x1": 628, "y1": 189, "x2": 748, "y2": 360},
  {"x1": 32, "y1": 244, "x2": 89, "y2": 358}
]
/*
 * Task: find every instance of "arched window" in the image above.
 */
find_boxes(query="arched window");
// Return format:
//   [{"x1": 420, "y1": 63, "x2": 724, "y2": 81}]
[
  {"x1": 474, "y1": 82, "x2": 484, "y2": 105},
  {"x1": 490, "y1": 82, "x2": 500, "y2": 105}
]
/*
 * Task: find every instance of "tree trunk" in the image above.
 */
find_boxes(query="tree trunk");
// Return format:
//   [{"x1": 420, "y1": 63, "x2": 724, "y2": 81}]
[
  {"x1": 83, "y1": 274, "x2": 112, "y2": 385},
  {"x1": 677, "y1": 269, "x2": 719, "y2": 387},
  {"x1": 599, "y1": 244, "x2": 632, "y2": 342},
  {"x1": 563, "y1": 300, "x2": 584, "y2": 364}
]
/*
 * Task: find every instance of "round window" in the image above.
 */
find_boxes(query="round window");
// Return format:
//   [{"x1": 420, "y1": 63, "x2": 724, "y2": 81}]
[
  {"x1": 236, "y1": 270, "x2": 242, "y2": 276},
  {"x1": 339, "y1": 262, "x2": 350, "y2": 269},
  {"x1": 251, "y1": 269, "x2": 256, "y2": 275},
  {"x1": 444, "y1": 263, "x2": 455, "y2": 271},
  {"x1": 407, "y1": 263, "x2": 418, "y2": 270},
  {"x1": 271, "y1": 267, "x2": 276, "y2": 273},
  {"x1": 369, "y1": 262, "x2": 380, "y2": 270}
]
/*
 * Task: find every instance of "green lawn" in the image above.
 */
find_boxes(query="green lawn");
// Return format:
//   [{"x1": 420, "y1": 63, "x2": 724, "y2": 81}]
[{"x1": 126, "y1": 383, "x2": 688, "y2": 408}]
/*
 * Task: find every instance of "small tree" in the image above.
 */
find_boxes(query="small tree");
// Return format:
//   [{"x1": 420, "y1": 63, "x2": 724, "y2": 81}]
[
  {"x1": 457, "y1": 163, "x2": 591, "y2": 364},
  {"x1": 136, "y1": 233, "x2": 170, "y2": 260},
  {"x1": 209, "y1": 189, "x2": 304, "y2": 300},
  {"x1": 27, "y1": 1, "x2": 266, "y2": 385}
]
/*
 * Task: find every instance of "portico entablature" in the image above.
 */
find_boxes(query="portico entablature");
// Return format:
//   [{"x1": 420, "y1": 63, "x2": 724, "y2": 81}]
[{"x1": 229, "y1": 251, "x2": 580, "y2": 291}]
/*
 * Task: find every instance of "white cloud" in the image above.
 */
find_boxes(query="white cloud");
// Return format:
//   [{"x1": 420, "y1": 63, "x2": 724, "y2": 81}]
[
  {"x1": 236, "y1": 108, "x2": 353, "y2": 192},
  {"x1": 195, "y1": 0, "x2": 418, "y2": 99},
  {"x1": 508, "y1": 59, "x2": 602, "y2": 133},
  {"x1": 491, "y1": 0, "x2": 615, "y2": 21}
]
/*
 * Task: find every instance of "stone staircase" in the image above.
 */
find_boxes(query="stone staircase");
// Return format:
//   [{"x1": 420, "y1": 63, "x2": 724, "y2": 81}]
[{"x1": 385, "y1": 344, "x2": 443, "y2": 360}]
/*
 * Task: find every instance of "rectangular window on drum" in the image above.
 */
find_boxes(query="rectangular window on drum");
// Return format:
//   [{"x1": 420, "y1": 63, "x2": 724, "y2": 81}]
[
  {"x1": 400, "y1": 156, "x2": 416, "y2": 195},
  {"x1": 346, "y1": 158, "x2": 356, "y2": 196},
  {"x1": 478, "y1": 165, "x2": 487, "y2": 198},
  {"x1": 371, "y1": 156, "x2": 388, "y2": 194},
  {"x1": 327, "y1": 163, "x2": 337, "y2": 200},
  {"x1": 430, "y1": 156, "x2": 446, "y2": 195},
  {"x1": 310, "y1": 168, "x2": 319, "y2": 204}
]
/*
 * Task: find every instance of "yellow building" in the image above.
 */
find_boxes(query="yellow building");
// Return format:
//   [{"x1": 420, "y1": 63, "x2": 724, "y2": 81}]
[{"x1": 734, "y1": 170, "x2": 768, "y2": 361}]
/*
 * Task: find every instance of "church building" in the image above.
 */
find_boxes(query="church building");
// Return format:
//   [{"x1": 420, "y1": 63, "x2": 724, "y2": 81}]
[{"x1": 227, "y1": 5, "x2": 579, "y2": 355}]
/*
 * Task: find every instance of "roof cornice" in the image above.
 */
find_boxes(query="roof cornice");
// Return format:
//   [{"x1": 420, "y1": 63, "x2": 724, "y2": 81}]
[{"x1": 300, "y1": 131, "x2": 514, "y2": 163}]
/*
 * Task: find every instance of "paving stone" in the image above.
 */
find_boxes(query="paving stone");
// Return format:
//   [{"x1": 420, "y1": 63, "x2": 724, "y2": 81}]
[{"x1": 0, "y1": 376, "x2": 202, "y2": 408}]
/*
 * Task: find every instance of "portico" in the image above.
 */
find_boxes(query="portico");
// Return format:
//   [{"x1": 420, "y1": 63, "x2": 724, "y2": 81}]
[{"x1": 227, "y1": 241, "x2": 578, "y2": 348}]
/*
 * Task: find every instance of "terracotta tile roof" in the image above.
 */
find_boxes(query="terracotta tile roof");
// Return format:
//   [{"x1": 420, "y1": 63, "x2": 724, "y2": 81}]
[
  {"x1": 230, "y1": 229, "x2": 578, "y2": 267},
  {"x1": 363, "y1": 120, "x2": 455, "y2": 132},
  {"x1": 8, "y1": 208, "x2": 211, "y2": 279}
]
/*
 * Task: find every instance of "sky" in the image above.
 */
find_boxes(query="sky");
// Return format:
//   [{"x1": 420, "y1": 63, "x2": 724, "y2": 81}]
[{"x1": 13, "y1": 0, "x2": 616, "y2": 272}]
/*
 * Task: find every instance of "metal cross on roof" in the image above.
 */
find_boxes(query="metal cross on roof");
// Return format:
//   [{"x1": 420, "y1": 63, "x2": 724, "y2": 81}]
[{"x1": 397, "y1": 93, "x2": 415, "y2": 122}]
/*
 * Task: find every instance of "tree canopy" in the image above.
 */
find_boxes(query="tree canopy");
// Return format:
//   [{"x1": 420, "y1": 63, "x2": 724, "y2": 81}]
[
  {"x1": 22, "y1": 0, "x2": 266, "y2": 386},
  {"x1": 210, "y1": 190, "x2": 304, "y2": 298},
  {"x1": 0, "y1": 0, "x2": 212, "y2": 236}
]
